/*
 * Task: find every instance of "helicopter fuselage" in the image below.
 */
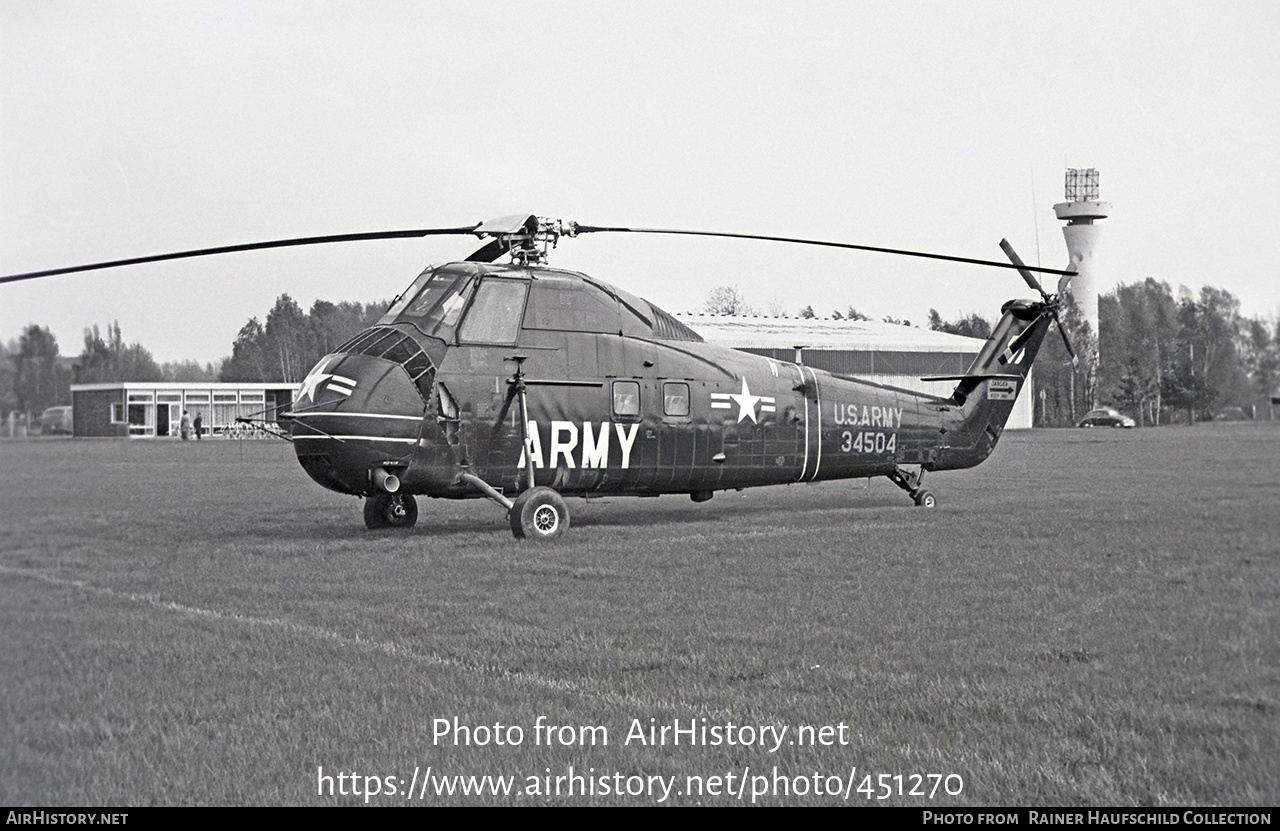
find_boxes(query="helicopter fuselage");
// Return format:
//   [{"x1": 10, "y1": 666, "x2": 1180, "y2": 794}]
[{"x1": 287, "y1": 261, "x2": 1050, "y2": 509}]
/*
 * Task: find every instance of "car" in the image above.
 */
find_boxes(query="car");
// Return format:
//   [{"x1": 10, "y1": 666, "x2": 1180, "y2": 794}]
[
  {"x1": 39, "y1": 405, "x2": 73, "y2": 435},
  {"x1": 1077, "y1": 407, "x2": 1136, "y2": 428}
]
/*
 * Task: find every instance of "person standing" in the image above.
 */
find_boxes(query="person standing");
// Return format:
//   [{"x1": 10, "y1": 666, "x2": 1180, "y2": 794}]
[
  {"x1": 179, "y1": 410, "x2": 192, "y2": 440},
  {"x1": 193, "y1": 412, "x2": 203, "y2": 441}
]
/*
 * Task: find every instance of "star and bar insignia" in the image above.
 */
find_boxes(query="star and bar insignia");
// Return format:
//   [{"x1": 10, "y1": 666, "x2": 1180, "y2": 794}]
[{"x1": 711, "y1": 377, "x2": 777, "y2": 424}]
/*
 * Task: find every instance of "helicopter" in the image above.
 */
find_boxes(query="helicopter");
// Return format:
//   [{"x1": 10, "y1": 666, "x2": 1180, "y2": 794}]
[{"x1": 3, "y1": 215, "x2": 1077, "y2": 541}]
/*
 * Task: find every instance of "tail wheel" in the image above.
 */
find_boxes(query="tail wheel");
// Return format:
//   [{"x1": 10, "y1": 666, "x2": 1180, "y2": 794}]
[
  {"x1": 509, "y1": 486, "x2": 570, "y2": 541},
  {"x1": 364, "y1": 493, "x2": 419, "y2": 529},
  {"x1": 913, "y1": 490, "x2": 937, "y2": 508}
]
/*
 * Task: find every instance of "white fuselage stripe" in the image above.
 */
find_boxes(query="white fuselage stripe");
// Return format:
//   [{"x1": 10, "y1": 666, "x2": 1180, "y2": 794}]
[
  {"x1": 809, "y1": 366, "x2": 822, "y2": 482},
  {"x1": 797, "y1": 363, "x2": 809, "y2": 482},
  {"x1": 291, "y1": 412, "x2": 422, "y2": 421},
  {"x1": 293, "y1": 435, "x2": 419, "y2": 444}
]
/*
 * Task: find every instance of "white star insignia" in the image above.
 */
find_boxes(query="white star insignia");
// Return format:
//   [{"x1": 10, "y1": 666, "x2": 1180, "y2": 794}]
[
  {"x1": 298, "y1": 374, "x2": 324, "y2": 403},
  {"x1": 298, "y1": 355, "x2": 358, "y2": 402},
  {"x1": 711, "y1": 377, "x2": 777, "y2": 424},
  {"x1": 729, "y1": 377, "x2": 763, "y2": 423}
]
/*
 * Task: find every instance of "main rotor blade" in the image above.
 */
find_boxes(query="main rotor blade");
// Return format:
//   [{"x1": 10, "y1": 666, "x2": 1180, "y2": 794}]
[
  {"x1": 998, "y1": 238, "x2": 1050, "y2": 300},
  {"x1": 465, "y1": 238, "x2": 510, "y2": 263},
  {"x1": 0, "y1": 226, "x2": 482, "y2": 285},
  {"x1": 577, "y1": 225, "x2": 1076, "y2": 278}
]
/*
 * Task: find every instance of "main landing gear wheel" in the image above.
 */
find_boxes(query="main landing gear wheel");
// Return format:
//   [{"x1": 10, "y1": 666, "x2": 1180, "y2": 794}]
[
  {"x1": 509, "y1": 486, "x2": 570, "y2": 541},
  {"x1": 913, "y1": 490, "x2": 937, "y2": 508},
  {"x1": 364, "y1": 493, "x2": 419, "y2": 529}
]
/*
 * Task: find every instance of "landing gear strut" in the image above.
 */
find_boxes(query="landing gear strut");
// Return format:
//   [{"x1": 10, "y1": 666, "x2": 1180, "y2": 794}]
[
  {"x1": 498, "y1": 353, "x2": 572, "y2": 542},
  {"x1": 887, "y1": 466, "x2": 937, "y2": 508}
]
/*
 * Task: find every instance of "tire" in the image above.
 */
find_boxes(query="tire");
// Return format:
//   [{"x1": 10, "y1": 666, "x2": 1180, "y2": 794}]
[
  {"x1": 364, "y1": 493, "x2": 419, "y2": 529},
  {"x1": 913, "y1": 490, "x2": 937, "y2": 508},
  {"x1": 509, "y1": 486, "x2": 570, "y2": 541}
]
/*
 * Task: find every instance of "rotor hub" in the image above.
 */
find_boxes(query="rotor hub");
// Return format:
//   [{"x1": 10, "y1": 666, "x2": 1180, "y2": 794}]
[{"x1": 473, "y1": 215, "x2": 579, "y2": 265}]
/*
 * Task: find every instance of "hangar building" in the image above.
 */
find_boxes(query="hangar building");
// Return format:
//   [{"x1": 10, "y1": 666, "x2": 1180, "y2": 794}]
[
  {"x1": 70, "y1": 382, "x2": 299, "y2": 438},
  {"x1": 677, "y1": 314, "x2": 1034, "y2": 429}
]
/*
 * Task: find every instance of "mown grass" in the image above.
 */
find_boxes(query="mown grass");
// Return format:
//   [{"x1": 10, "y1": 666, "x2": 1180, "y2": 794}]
[{"x1": 1, "y1": 425, "x2": 1276, "y2": 806}]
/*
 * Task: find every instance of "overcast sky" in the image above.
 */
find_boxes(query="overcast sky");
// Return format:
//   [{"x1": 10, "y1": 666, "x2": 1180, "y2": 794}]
[{"x1": 2, "y1": 1, "x2": 1277, "y2": 365}]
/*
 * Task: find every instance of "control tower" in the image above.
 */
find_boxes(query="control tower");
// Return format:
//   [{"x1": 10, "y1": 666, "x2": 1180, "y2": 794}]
[{"x1": 1054, "y1": 168, "x2": 1111, "y2": 407}]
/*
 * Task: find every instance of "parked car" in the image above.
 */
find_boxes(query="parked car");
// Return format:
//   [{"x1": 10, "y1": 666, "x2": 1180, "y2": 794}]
[
  {"x1": 1077, "y1": 407, "x2": 1135, "y2": 428},
  {"x1": 40, "y1": 405, "x2": 73, "y2": 435}
]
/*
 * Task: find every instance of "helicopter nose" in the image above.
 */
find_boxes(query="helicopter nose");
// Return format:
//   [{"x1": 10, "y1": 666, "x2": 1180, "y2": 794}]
[{"x1": 290, "y1": 353, "x2": 441, "y2": 495}]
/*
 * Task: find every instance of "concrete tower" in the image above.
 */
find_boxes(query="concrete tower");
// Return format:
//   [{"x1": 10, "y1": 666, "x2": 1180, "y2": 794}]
[{"x1": 1053, "y1": 168, "x2": 1111, "y2": 408}]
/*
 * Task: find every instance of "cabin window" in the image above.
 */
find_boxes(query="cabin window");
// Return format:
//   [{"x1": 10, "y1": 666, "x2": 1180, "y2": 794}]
[
  {"x1": 612, "y1": 380, "x2": 641, "y2": 418},
  {"x1": 458, "y1": 278, "x2": 529, "y2": 344},
  {"x1": 522, "y1": 276, "x2": 622, "y2": 333},
  {"x1": 662, "y1": 382, "x2": 690, "y2": 417}
]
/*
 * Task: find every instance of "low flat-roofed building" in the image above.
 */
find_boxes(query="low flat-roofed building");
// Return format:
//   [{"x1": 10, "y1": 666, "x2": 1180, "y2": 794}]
[
  {"x1": 677, "y1": 314, "x2": 1033, "y2": 429},
  {"x1": 70, "y1": 382, "x2": 300, "y2": 438}
]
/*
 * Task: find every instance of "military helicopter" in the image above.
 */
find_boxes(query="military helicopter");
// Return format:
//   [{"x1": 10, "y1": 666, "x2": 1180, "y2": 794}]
[{"x1": 3, "y1": 215, "x2": 1076, "y2": 541}]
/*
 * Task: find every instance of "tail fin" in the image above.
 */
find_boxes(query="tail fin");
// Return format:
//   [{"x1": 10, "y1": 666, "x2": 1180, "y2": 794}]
[
  {"x1": 922, "y1": 298, "x2": 1054, "y2": 406},
  {"x1": 920, "y1": 299, "x2": 1056, "y2": 468},
  {"x1": 917, "y1": 239, "x2": 1074, "y2": 468}
]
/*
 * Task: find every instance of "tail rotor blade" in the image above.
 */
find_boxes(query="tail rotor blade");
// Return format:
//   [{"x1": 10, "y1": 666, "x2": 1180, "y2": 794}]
[
  {"x1": 999, "y1": 238, "x2": 1078, "y2": 364},
  {"x1": 999, "y1": 238, "x2": 1050, "y2": 301},
  {"x1": 1051, "y1": 309, "x2": 1079, "y2": 365}
]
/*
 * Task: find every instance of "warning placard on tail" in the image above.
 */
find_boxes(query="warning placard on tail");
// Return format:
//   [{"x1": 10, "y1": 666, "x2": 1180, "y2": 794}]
[{"x1": 987, "y1": 379, "x2": 1018, "y2": 400}]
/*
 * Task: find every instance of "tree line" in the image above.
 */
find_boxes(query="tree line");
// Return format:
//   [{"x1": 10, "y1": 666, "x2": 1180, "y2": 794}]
[
  {"x1": 218, "y1": 296, "x2": 388, "y2": 383},
  {"x1": 2, "y1": 296, "x2": 389, "y2": 422},
  {"x1": 5, "y1": 280, "x2": 1276, "y2": 428},
  {"x1": 1008, "y1": 280, "x2": 1277, "y2": 426},
  {"x1": 705, "y1": 279, "x2": 1278, "y2": 426}
]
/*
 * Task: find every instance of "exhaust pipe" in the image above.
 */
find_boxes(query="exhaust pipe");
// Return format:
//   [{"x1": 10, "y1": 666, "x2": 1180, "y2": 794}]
[{"x1": 372, "y1": 467, "x2": 400, "y2": 493}]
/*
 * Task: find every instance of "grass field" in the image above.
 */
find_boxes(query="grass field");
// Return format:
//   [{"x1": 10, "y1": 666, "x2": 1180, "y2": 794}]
[{"x1": 1, "y1": 424, "x2": 1277, "y2": 806}]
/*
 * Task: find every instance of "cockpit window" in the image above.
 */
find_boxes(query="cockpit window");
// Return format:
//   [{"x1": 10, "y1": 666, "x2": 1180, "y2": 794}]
[
  {"x1": 404, "y1": 274, "x2": 465, "y2": 318},
  {"x1": 380, "y1": 266, "x2": 481, "y2": 341},
  {"x1": 420, "y1": 275, "x2": 475, "y2": 338},
  {"x1": 457, "y1": 277, "x2": 530, "y2": 344},
  {"x1": 379, "y1": 271, "x2": 432, "y2": 322}
]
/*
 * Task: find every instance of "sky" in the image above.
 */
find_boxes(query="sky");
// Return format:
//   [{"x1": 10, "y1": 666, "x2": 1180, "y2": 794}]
[{"x1": 2, "y1": 1, "x2": 1277, "y2": 365}]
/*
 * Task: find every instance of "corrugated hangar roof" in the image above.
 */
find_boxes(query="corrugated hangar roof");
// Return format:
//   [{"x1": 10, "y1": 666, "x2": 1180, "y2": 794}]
[{"x1": 675, "y1": 314, "x2": 987, "y2": 352}]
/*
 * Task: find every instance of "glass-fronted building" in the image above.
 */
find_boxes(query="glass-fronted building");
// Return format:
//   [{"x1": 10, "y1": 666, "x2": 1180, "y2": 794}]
[{"x1": 69, "y1": 382, "x2": 299, "y2": 438}]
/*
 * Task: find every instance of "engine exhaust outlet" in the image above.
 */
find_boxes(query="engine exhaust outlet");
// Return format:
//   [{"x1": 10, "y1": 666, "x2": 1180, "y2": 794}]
[{"x1": 373, "y1": 467, "x2": 400, "y2": 493}]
